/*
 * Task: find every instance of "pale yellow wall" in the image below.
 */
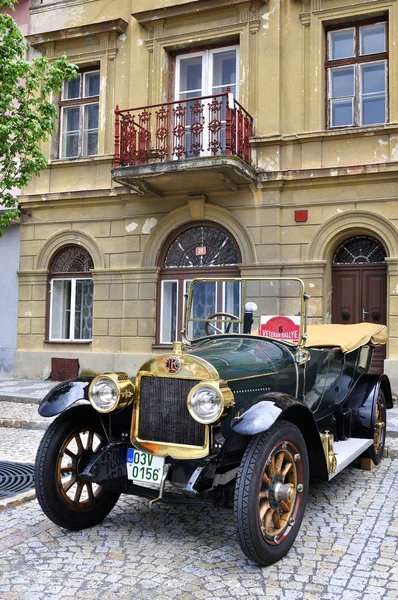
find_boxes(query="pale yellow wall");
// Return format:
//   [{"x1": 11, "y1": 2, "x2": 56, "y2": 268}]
[{"x1": 16, "y1": 0, "x2": 398, "y2": 385}]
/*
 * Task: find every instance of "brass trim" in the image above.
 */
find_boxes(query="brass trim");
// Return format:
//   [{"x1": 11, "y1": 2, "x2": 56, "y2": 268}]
[
  {"x1": 131, "y1": 372, "x2": 210, "y2": 458},
  {"x1": 227, "y1": 371, "x2": 277, "y2": 382},
  {"x1": 173, "y1": 341, "x2": 184, "y2": 355},
  {"x1": 131, "y1": 433, "x2": 210, "y2": 460},
  {"x1": 131, "y1": 352, "x2": 235, "y2": 459},
  {"x1": 137, "y1": 352, "x2": 220, "y2": 380},
  {"x1": 88, "y1": 372, "x2": 134, "y2": 414},
  {"x1": 187, "y1": 380, "x2": 235, "y2": 424},
  {"x1": 320, "y1": 430, "x2": 337, "y2": 474}
]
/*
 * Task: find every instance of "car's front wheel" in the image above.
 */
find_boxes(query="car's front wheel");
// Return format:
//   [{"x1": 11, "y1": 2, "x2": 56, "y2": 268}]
[
  {"x1": 234, "y1": 420, "x2": 309, "y2": 566},
  {"x1": 35, "y1": 405, "x2": 120, "y2": 530}
]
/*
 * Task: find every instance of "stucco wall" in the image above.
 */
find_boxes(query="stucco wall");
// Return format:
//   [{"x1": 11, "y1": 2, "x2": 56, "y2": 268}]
[
  {"x1": 15, "y1": 0, "x2": 398, "y2": 389},
  {"x1": 0, "y1": 224, "x2": 20, "y2": 378}
]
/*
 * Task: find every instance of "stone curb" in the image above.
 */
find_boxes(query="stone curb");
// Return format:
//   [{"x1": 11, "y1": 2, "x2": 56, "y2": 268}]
[
  {"x1": 0, "y1": 418, "x2": 48, "y2": 431},
  {"x1": 0, "y1": 395, "x2": 41, "y2": 405},
  {"x1": 0, "y1": 489, "x2": 36, "y2": 512}
]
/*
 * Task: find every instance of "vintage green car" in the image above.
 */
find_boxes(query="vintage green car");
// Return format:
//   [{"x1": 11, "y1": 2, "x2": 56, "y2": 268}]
[{"x1": 35, "y1": 277, "x2": 392, "y2": 565}]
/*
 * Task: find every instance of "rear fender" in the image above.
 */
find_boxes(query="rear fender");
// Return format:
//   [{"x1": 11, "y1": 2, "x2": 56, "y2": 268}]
[
  {"x1": 231, "y1": 392, "x2": 328, "y2": 481},
  {"x1": 38, "y1": 377, "x2": 94, "y2": 417},
  {"x1": 345, "y1": 373, "x2": 392, "y2": 439}
]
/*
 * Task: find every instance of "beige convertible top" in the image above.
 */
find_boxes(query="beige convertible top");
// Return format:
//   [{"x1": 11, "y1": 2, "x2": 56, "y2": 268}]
[{"x1": 305, "y1": 323, "x2": 388, "y2": 353}]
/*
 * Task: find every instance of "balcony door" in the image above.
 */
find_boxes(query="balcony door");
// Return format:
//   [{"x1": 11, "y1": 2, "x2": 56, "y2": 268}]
[{"x1": 175, "y1": 47, "x2": 239, "y2": 156}]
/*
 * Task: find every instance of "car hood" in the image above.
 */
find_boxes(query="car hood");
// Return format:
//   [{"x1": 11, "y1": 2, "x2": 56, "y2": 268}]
[{"x1": 186, "y1": 336, "x2": 294, "y2": 382}]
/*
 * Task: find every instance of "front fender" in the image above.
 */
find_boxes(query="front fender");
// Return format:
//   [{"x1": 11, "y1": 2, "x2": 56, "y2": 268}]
[
  {"x1": 38, "y1": 377, "x2": 94, "y2": 417},
  {"x1": 231, "y1": 392, "x2": 302, "y2": 436},
  {"x1": 231, "y1": 392, "x2": 329, "y2": 481}
]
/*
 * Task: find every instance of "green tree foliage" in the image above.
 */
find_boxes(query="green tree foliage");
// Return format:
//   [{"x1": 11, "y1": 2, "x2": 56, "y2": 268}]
[{"x1": 0, "y1": 0, "x2": 77, "y2": 236}]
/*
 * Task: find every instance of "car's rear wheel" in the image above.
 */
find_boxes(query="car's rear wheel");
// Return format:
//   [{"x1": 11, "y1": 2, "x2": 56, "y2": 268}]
[
  {"x1": 35, "y1": 405, "x2": 120, "y2": 530},
  {"x1": 234, "y1": 420, "x2": 309, "y2": 566},
  {"x1": 363, "y1": 389, "x2": 386, "y2": 465}
]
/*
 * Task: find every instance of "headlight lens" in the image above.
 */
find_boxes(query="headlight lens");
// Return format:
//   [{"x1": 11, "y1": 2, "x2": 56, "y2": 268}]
[
  {"x1": 89, "y1": 376, "x2": 119, "y2": 413},
  {"x1": 188, "y1": 385, "x2": 223, "y2": 424}
]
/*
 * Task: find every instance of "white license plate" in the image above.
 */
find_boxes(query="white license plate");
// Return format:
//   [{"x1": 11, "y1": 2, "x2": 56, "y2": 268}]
[{"x1": 127, "y1": 448, "x2": 165, "y2": 483}]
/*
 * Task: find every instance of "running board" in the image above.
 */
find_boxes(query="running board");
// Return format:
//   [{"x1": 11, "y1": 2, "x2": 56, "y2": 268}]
[{"x1": 329, "y1": 438, "x2": 373, "y2": 480}]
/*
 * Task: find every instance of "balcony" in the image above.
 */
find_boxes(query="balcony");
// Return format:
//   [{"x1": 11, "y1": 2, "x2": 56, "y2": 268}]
[{"x1": 112, "y1": 91, "x2": 256, "y2": 197}]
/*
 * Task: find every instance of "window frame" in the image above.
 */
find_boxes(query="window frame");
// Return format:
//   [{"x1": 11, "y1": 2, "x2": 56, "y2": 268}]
[
  {"x1": 325, "y1": 19, "x2": 388, "y2": 129},
  {"x1": 59, "y1": 67, "x2": 100, "y2": 159},
  {"x1": 155, "y1": 222, "x2": 241, "y2": 347},
  {"x1": 159, "y1": 279, "x2": 179, "y2": 345},
  {"x1": 46, "y1": 246, "x2": 94, "y2": 343},
  {"x1": 49, "y1": 275, "x2": 93, "y2": 342}
]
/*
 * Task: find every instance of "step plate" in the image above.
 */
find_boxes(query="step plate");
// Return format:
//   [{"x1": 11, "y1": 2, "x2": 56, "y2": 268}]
[{"x1": 329, "y1": 438, "x2": 373, "y2": 480}]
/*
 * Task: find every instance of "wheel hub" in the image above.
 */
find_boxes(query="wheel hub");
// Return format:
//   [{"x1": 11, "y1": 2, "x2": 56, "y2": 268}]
[
  {"x1": 76, "y1": 451, "x2": 92, "y2": 475},
  {"x1": 268, "y1": 473, "x2": 294, "y2": 509}
]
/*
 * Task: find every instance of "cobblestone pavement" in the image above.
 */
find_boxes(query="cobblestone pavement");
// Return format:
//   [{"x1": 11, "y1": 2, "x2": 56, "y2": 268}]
[
  {"x1": 0, "y1": 427, "x2": 397, "y2": 600},
  {"x1": 0, "y1": 381, "x2": 398, "y2": 599}
]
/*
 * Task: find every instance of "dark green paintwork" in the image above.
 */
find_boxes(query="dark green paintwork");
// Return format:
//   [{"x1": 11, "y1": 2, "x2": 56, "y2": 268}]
[{"x1": 187, "y1": 336, "x2": 298, "y2": 434}]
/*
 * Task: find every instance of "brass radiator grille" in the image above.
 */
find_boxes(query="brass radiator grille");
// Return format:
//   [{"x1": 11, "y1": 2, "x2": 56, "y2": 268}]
[{"x1": 138, "y1": 377, "x2": 205, "y2": 447}]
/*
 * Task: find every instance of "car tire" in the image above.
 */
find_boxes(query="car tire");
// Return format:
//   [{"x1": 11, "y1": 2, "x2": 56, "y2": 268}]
[
  {"x1": 234, "y1": 419, "x2": 309, "y2": 566},
  {"x1": 35, "y1": 405, "x2": 120, "y2": 530},
  {"x1": 363, "y1": 389, "x2": 386, "y2": 466}
]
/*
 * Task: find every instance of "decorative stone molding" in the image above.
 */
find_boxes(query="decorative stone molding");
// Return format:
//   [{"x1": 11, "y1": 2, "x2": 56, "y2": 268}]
[
  {"x1": 36, "y1": 230, "x2": 105, "y2": 271},
  {"x1": 133, "y1": 0, "x2": 267, "y2": 28},
  {"x1": 306, "y1": 210, "x2": 398, "y2": 262},
  {"x1": 188, "y1": 196, "x2": 207, "y2": 220},
  {"x1": 141, "y1": 203, "x2": 256, "y2": 268},
  {"x1": 26, "y1": 19, "x2": 128, "y2": 49}
]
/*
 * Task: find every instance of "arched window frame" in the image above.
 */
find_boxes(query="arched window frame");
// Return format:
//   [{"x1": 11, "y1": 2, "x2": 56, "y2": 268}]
[
  {"x1": 333, "y1": 235, "x2": 386, "y2": 265},
  {"x1": 155, "y1": 222, "x2": 241, "y2": 346},
  {"x1": 46, "y1": 245, "x2": 94, "y2": 343}
]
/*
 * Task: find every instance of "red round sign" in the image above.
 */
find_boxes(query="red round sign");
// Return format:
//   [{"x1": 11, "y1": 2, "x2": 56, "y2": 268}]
[{"x1": 259, "y1": 316, "x2": 300, "y2": 342}]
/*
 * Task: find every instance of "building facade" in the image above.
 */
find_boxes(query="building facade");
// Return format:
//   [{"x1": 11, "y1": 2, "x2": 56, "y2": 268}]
[{"x1": 17, "y1": 0, "x2": 398, "y2": 390}]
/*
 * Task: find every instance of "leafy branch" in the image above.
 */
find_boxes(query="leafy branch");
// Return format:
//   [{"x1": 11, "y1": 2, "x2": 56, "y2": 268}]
[{"x1": 0, "y1": 0, "x2": 77, "y2": 235}]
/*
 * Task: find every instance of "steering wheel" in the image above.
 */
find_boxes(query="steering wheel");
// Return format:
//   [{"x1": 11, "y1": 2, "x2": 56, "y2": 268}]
[{"x1": 204, "y1": 312, "x2": 239, "y2": 335}]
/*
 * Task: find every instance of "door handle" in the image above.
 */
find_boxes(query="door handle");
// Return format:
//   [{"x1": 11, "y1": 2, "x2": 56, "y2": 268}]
[{"x1": 362, "y1": 308, "x2": 369, "y2": 322}]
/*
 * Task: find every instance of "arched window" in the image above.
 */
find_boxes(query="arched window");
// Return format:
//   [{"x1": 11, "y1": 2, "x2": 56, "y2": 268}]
[
  {"x1": 333, "y1": 235, "x2": 386, "y2": 264},
  {"x1": 48, "y1": 245, "x2": 94, "y2": 342},
  {"x1": 157, "y1": 224, "x2": 241, "y2": 344}
]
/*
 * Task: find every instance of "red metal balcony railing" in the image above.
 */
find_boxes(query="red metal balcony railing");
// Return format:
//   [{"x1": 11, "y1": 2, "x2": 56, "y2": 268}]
[{"x1": 114, "y1": 90, "x2": 253, "y2": 168}]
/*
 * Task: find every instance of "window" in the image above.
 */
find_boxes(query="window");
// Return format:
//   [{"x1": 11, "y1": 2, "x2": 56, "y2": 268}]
[
  {"x1": 175, "y1": 46, "x2": 239, "y2": 155},
  {"x1": 48, "y1": 246, "x2": 94, "y2": 341},
  {"x1": 60, "y1": 69, "x2": 100, "y2": 158},
  {"x1": 157, "y1": 224, "x2": 240, "y2": 344},
  {"x1": 333, "y1": 236, "x2": 386, "y2": 265},
  {"x1": 326, "y1": 21, "x2": 387, "y2": 128}
]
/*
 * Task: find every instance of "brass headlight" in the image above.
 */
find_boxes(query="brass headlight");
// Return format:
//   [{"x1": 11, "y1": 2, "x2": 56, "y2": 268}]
[
  {"x1": 187, "y1": 381, "x2": 234, "y2": 424},
  {"x1": 89, "y1": 372, "x2": 134, "y2": 413}
]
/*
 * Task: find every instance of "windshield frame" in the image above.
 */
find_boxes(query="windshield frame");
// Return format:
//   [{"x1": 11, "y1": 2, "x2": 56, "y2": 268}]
[{"x1": 183, "y1": 277, "x2": 308, "y2": 345}]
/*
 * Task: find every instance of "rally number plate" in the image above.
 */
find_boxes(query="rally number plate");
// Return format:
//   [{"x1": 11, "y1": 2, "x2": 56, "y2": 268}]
[{"x1": 126, "y1": 448, "x2": 165, "y2": 484}]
